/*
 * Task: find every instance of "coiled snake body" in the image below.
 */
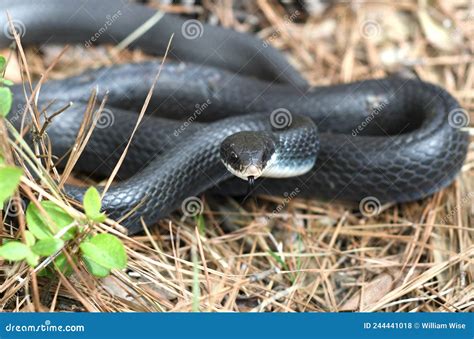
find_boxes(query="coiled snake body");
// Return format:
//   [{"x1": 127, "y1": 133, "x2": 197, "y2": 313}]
[{"x1": 1, "y1": 0, "x2": 469, "y2": 233}]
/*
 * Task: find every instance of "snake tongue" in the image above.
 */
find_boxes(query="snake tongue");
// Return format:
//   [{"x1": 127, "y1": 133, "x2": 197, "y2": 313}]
[{"x1": 244, "y1": 165, "x2": 262, "y2": 178}]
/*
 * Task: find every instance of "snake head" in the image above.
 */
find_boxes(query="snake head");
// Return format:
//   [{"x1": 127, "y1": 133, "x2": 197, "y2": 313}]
[{"x1": 220, "y1": 131, "x2": 276, "y2": 181}]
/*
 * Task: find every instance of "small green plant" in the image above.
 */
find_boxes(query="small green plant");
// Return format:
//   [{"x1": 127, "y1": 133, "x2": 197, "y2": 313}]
[
  {"x1": 0, "y1": 166, "x2": 22, "y2": 202},
  {"x1": 1, "y1": 187, "x2": 127, "y2": 278},
  {"x1": 268, "y1": 249, "x2": 296, "y2": 283},
  {"x1": 196, "y1": 214, "x2": 206, "y2": 235},
  {"x1": 83, "y1": 186, "x2": 106, "y2": 222},
  {"x1": 80, "y1": 231, "x2": 127, "y2": 278},
  {"x1": 0, "y1": 56, "x2": 13, "y2": 117},
  {"x1": 0, "y1": 186, "x2": 127, "y2": 278},
  {"x1": 0, "y1": 55, "x2": 127, "y2": 278}
]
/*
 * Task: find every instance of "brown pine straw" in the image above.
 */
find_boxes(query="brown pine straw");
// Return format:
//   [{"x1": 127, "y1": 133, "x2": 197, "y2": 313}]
[{"x1": 0, "y1": 1, "x2": 473, "y2": 312}]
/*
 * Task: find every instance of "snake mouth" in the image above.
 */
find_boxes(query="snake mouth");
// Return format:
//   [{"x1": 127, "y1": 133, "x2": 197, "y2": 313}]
[
  {"x1": 223, "y1": 162, "x2": 264, "y2": 181},
  {"x1": 242, "y1": 164, "x2": 263, "y2": 179}
]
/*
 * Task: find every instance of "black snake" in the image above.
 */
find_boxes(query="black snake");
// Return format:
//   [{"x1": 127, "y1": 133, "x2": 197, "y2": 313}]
[{"x1": 0, "y1": 0, "x2": 469, "y2": 234}]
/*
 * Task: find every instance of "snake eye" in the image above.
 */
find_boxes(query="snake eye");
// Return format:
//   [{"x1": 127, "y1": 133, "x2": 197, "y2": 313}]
[{"x1": 231, "y1": 152, "x2": 238, "y2": 160}]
